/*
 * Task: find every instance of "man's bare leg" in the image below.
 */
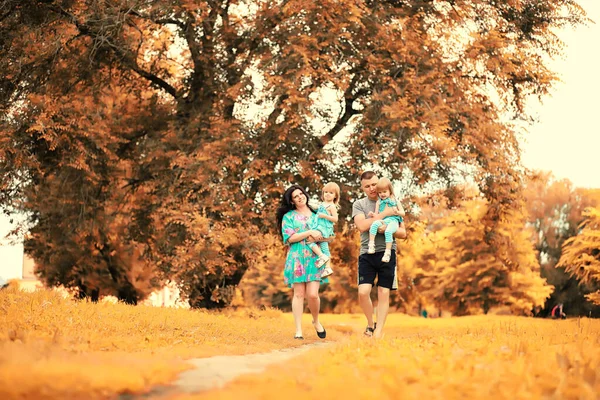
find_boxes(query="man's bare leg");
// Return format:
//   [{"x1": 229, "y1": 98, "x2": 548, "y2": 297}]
[
  {"x1": 358, "y1": 283, "x2": 375, "y2": 333},
  {"x1": 373, "y1": 286, "x2": 390, "y2": 339}
]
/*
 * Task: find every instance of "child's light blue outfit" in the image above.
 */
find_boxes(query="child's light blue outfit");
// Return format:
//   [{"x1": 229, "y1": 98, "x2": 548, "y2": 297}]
[
  {"x1": 369, "y1": 198, "x2": 404, "y2": 243},
  {"x1": 312, "y1": 204, "x2": 335, "y2": 237},
  {"x1": 309, "y1": 203, "x2": 335, "y2": 256}
]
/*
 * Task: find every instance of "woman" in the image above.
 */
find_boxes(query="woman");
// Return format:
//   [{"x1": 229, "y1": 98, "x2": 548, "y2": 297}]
[{"x1": 276, "y1": 184, "x2": 328, "y2": 340}]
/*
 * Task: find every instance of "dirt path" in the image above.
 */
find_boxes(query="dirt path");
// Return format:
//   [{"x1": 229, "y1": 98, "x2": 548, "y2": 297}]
[{"x1": 121, "y1": 342, "x2": 332, "y2": 399}]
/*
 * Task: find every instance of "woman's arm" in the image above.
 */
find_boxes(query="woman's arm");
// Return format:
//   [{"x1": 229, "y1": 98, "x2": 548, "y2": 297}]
[
  {"x1": 282, "y1": 212, "x2": 320, "y2": 245},
  {"x1": 306, "y1": 236, "x2": 334, "y2": 243},
  {"x1": 287, "y1": 229, "x2": 320, "y2": 244}
]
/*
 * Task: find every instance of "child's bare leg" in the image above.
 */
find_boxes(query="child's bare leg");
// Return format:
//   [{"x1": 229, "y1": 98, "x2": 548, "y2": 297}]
[
  {"x1": 368, "y1": 221, "x2": 380, "y2": 254},
  {"x1": 320, "y1": 242, "x2": 333, "y2": 277},
  {"x1": 310, "y1": 243, "x2": 324, "y2": 257},
  {"x1": 381, "y1": 221, "x2": 398, "y2": 263},
  {"x1": 310, "y1": 242, "x2": 329, "y2": 267}
]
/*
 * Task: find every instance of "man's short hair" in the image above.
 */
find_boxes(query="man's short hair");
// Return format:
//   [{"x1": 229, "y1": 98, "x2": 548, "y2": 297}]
[{"x1": 360, "y1": 171, "x2": 377, "y2": 181}]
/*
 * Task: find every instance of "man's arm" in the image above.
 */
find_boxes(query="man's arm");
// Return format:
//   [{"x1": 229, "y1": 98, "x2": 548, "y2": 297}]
[
  {"x1": 394, "y1": 221, "x2": 407, "y2": 239},
  {"x1": 377, "y1": 220, "x2": 406, "y2": 238},
  {"x1": 353, "y1": 200, "x2": 375, "y2": 232},
  {"x1": 372, "y1": 202, "x2": 394, "y2": 234},
  {"x1": 393, "y1": 200, "x2": 407, "y2": 239},
  {"x1": 354, "y1": 213, "x2": 373, "y2": 233},
  {"x1": 370, "y1": 199, "x2": 380, "y2": 218},
  {"x1": 376, "y1": 199, "x2": 407, "y2": 239}
]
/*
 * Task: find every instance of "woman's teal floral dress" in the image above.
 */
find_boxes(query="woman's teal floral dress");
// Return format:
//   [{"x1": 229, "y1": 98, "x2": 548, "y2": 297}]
[{"x1": 282, "y1": 210, "x2": 330, "y2": 287}]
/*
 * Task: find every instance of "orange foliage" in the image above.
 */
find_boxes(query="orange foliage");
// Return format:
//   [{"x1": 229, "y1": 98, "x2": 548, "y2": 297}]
[
  {"x1": 0, "y1": 1, "x2": 591, "y2": 309},
  {"x1": 523, "y1": 172, "x2": 600, "y2": 315},
  {"x1": 400, "y1": 187, "x2": 552, "y2": 316},
  {"x1": 558, "y1": 207, "x2": 600, "y2": 305}
]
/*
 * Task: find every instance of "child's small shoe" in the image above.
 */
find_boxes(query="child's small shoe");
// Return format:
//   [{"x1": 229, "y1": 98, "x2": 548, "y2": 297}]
[
  {"x1": 321, "y1": 264, "x2": 333, "y2": 278},
  {"x1": 381, "y1": 249, "x2": 391, "y2": 263},
  {"x1": 316, "y1": 254, "x2": 330, "y2": 268},
  {"x1": 367, "y1": 242, "x2": 376, "y2": 254}
]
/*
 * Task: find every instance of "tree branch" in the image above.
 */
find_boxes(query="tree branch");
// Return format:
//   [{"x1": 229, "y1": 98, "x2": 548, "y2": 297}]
[
  {"x1": 125, "y1": 7, "x2": 205, "y2": 99},
  {"x1": 47, "y1": 4, "x2": 180, "y2": 99},
  {"x1": 118, "y1": 49, "x2": 180, "y2": 98},
  {"x1": 308, "y1": 68, "x2": 369, "y2": 160},
  {"x1": 123, "y1": 7, "x2": 187, "y2": 30},
  {"x1": 183, "y1": 13, "x2": 204, "y2": 84}
]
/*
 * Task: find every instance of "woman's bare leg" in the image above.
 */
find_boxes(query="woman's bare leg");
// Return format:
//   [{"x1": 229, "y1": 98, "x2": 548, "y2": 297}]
[
  {"x1": 306, "y1": 281, "x2": 323, "y2": 331},
  {"x1": 292, "y1": 283, "x2": 306, "y2": 337}
]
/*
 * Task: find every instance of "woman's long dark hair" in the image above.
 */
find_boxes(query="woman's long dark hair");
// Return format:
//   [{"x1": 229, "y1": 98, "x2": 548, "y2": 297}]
[{"x1": 276, "y1": 185, "x2": 316, "y2": 237}]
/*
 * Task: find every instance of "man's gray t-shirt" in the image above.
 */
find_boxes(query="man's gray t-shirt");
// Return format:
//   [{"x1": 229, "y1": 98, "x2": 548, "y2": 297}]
[{"x1": 352, "y1": 197, "x2": 397, "y2": 255}]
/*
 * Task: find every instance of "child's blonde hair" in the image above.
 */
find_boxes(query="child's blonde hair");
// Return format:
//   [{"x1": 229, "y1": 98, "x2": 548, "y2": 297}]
[
  {"x1": 322, "y1": 182, "x2": 341, "y2": 206},
  {"x1": 376, "y1": 177, "x2": 395, "y2": 199}
]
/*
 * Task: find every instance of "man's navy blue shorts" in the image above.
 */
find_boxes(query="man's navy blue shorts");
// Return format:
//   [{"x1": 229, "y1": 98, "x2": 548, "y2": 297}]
[{"x1": 358, "y1": 251, "x2": 398, "y2": 290}]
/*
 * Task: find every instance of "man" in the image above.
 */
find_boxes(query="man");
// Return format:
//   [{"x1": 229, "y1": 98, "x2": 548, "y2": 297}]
[{"x1": 352, "y1": 171, "x2": 407, "y2": 338}]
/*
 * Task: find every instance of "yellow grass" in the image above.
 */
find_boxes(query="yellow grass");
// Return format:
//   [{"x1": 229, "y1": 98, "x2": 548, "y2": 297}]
[
  {"x1": 3, "y1": 287, "x2": 600, "y2": 400},
  {"x1": 174, "y1": 314, "x2": 600, "y2": 400},
  {"x1": 0, "y1": 286, "x2": 342, "y2": 399}
]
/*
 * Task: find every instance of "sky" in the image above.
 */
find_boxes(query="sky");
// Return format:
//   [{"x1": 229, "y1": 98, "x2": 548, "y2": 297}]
[
  {"x1": 1, "y1": 1, "x2": 599, "y2": 282},
  {"x1": 520, "y1": 0, "x2": 600, "y2": 189}
]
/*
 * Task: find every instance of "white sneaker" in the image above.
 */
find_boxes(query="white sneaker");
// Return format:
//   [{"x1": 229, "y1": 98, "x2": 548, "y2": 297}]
[
  {"x1": 381, "y1": 250, "x2": 391, "y2": 263},
  {"x1": 367, "y1": 243, "x2": 376, "y2": 254}
]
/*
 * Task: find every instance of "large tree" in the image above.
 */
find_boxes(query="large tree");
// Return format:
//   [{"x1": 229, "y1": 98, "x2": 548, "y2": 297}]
[
  {"x1": 558, "y1": 207, "x2": 600, "y2": 306},
  {"x1": 0, "y1": 0, "x2": 589, "y2": 306},
  {"x1": 523, "y1": 172, "x2": 600, "y2": 316},
  {"x1": 411, "y1": 194, "x2": 552, "y2": 316}
]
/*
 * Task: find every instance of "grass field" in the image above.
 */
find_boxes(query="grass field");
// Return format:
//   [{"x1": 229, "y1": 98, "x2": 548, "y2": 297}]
[
  {"x1": 182, "y1": 314, "x2": 600, "y2": 400},
  {"x1": 2, "y1": 287, "x2": 599, "y2": 400},
  {"x1": 0, "y1": 286, "x2": 336, "y2": 399}
]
